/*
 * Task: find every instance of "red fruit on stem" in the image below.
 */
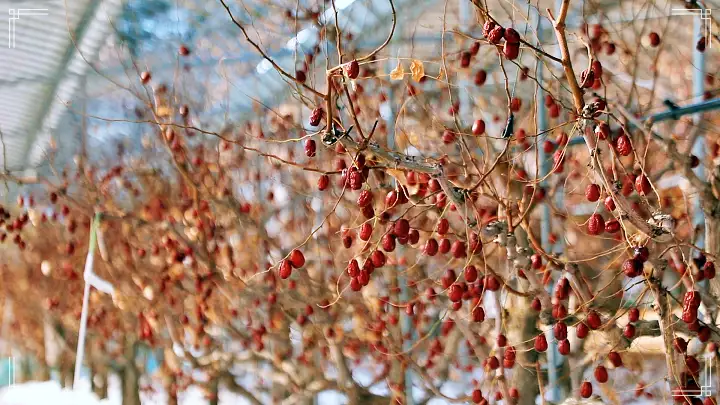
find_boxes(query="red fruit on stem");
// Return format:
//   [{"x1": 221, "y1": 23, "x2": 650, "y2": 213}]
[
  {"x1": 487, "y1": 356, "x2": 499, "y2": 369},
  {"x1": 424, "y1": 238, "x2": 438, "y2": 256},
  {"x1": 531, "y1": 254, "x2": 543, "y2": 269},
  {"x1": 580, "y1": 69, "x2": 595, "y2": 88},
  {"x1": 451, "y1": 240, "x2": 466, "y2": 258},
  {"x1": 472, "y1": 389, "x2": 483, "y2": 403},
  {"x1": 558, "y1": 339, "x2": 570, "y2": 355},
  {"x1": 623, "y1": 324, "x2": 635, "y2": 339},
  {"x1": 474, "y1": 70, "x2": 487, "y2": 86},
  {"x1": 448, "y1": 284, "x2": 463, "y2": 302},
  {"x1": 487, "y1": 26, "x2": 504, "y2": 44},
  {"x1": 482, "y1": 21, "x2": 496, "y2": 37},
  {"x1": 531, "y1": 297, "x2": 542, "y2": 311},
  {"x1": 304, "y1": 139, "x2": 316, "y2": 157},
  {"x1": 690, "y1": 155, "x2": 700, "y2": 168},
  {"x1": 576, "y1": 322, "x2": 589, "y2": 339},
  {"x1": 289, "y1": 249, "x2": 305, "y2": 268},
  {"x1": 704, "y1": 262, "x2": 716, "y2": 279},
  {"x1": 460, "y1": 51, "x2": 471, "y2": 68},
  {"x1": 347, "y1": 259, "x2": 360, "y2": 277},
  {"x1": 648, "y1": 32, "x2": 661, "y2": 47},
  {"x1": 439, "y1": 238, "x2": 451, "y2": 254},
  {"x1": 604, "y1": 196, "x2": 616, "y2": 211},
  {"x1": 504, "y1": 28, "x2": 520, "y2": 43},
  {"x1": 585, "y1": 184, "x2": 601, "y2": 202},
  {"x1": 318, "y1": 175, "x2": 330, "y2": 191},
  {"x1": 622, "y1": 258, "x2": 643, "y2": 277},
  {"x1": 464, "y1": 265, "x2": 478, "y2": 283},
  {"x1": 442, "y1": 129, "x2": 456, "y2": 144},
  {"x1": 484, "y1": 275, "x2": 500, "y2": 291},
  {"x1": 686, "y1": 355, "x2": 701, "y2": 376},
  {"x1": 357, "y1": 190, "x2": 373, "y2": 207},
  {"x1": 580, "y1": 381, "x2": 593, "y2": 398},
  {"x1": 472, "y1": 306, "x2": 485, "y2": 322},
  {"x1": 472, "y1": 119, "x2": 486, "y2": 135},
  {"x1": 279, "y1": 260, "x2": 292, "y2": 279},
  {"x1": 594, "y1": 365, "x2": 608, "y2": 383},
  {"x1": 628, "y1": 308, "x2": 640, "y2": 322},
  {"x1": 140, "y1": 71, "x2": 151, "y2": 84},
  {"x1": 556, "y1": 132, "x2": 568, "y2": 146},
  {"x1": 587, "y1": 213, "x2": 605, "y2": 235},
  {"x1": 633, "y1": 246, "x2": 650, "y2": 263},
  {"x1": 371, "y1": 250, "x2": 386, "y2": 267},
  {"x1": 635, "y1": 174, "x2": 651, "y2": 195},
  {"x1": 595, "y1": 122, "x2": 610, "y2": 140},
  {"x1": 359, "y1": 223, "x2": 373, "y2": 241},
  {"x1": 553, "y1": 322, "x2": 568, "y2": 340},
  {"x1": 615, "y1": 134, "x2": 632, "y2": 156},
  {"x1": 543, "y1": 140, "x2": 555, "y2": 153},
  {"x1": 698, "y1": 326, "x2": 711, "y2": 342},
  {"x1": 394, "y1": 219, "x2": 410, "y2": 238},
  {"x1": 345, "y1": 60, "x2": 360, "y2": 79},
  {"x1": 309, "y1": 107, "x2": 324, "y2": 126},
  {"x1": 437, "y1": 218, "x2": 450, "y2": 235},
  {"x1": 605, "y1": 220, "x2": 620, "y2": 234},
  {"x1": 534, "y1": 334, "x2": 548, "y2": 352},
  {"x1": 608, "y1": 351, "x2": 623, "y2": 368},
  {"x1": 587, "y1": 311, "x2": 602, "y2": 329},
  {"x1": 382, "y1": 234, "x2": 396, "y2": 252},
  {"x1": 385, "y1": 190, "x2": 399, "y2": 208},
  {"x1": 496, "y1": 334, "x2": 507, "y2": 347}
]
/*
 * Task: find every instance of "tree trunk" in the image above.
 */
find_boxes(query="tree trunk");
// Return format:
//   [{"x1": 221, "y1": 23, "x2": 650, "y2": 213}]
[
  {"x1": 90, "y1": 362, "x2": 108, "y2": 399},
  {"x1": 208, "y1": 375, "x2": 219, "y2": 405},
  {"x1": 34, "y1": 358, "x2": 50, "y2": 381},
  {"x1": 508, "y1": 296, "x2": 540, "y2": 405},
  {"x1": 59, "y1": 357, "x2": 73, "y2": 389},
  {"x1": 121, "y1": 340, "x2": 141, "y2": 405},
  {"x1": 166, "y1": 372, "x2": 179, "y2": 405}
]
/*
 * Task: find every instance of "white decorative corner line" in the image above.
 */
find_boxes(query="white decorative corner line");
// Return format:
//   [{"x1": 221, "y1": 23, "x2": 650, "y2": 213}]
[
  {"x1": 8, "y1": 8, "x2": 49, "y2": 48},
  {"x1": 671, "y1": 8, "x2": 713, "y2": 49}
]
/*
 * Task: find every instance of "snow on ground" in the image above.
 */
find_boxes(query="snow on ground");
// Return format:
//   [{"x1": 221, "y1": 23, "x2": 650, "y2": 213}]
[
  {"x1": 0, "y1": 374, "x2": 262, "y2": 405},
  {"x1": 0, "y1": 381, "x2": 110, "y2": 405}
]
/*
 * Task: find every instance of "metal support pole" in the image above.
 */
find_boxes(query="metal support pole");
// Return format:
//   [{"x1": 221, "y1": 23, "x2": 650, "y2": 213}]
[
  {"x1": 458, "y1": 0, "x2": 472, "y2": 128},
  {"x1": 385, "y1": 41, "x2": 414, "y2": 405},
  {"x1": 692, "y1": 10, "x2": 706, "y2": 250},
  {"x1": 534, "y1": 7, "x2": 561, "y2": 402},
  {"x1": 566, "y1": 97, "x2": 720, "y2": 147}
]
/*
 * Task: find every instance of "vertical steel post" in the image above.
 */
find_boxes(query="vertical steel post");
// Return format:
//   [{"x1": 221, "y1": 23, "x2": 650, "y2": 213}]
[
  {"x1": 458, "y1": 0, "x2": 472, "y2": 128},
  {"x1": 692, "y1": 10, "x2": 706, "y2": 249},
  {"x1": 384, "y1": 40, "x2": 414, "y2": 405},
  {"x1": 535, "y1": 7, "x2": 561, "y2": 403}
]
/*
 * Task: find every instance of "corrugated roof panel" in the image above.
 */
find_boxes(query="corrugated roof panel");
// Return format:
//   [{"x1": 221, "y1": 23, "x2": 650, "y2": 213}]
[{"x1": 0, "y1": 0, "x2": 125, "y2": 170}]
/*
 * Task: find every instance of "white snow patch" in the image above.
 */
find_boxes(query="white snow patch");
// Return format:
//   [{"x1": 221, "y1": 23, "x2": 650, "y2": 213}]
[{"x1": 0, "y1": 381, "x2": 111, "y2": 405}]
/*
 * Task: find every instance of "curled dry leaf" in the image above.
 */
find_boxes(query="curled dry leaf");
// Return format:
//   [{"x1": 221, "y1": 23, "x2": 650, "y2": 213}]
[
  {"x1": 410, "y1": 59, "x2": 424, "y2": 82},
  {"x1": 389, "y1": 61, "x2": 405, "y2": 80},
  {"x1": 156, "y1": 106, "x2": 172, "y2": 118}
]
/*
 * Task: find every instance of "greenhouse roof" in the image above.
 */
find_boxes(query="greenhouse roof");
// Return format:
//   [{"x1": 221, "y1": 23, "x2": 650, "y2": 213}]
[{"x1": 0, "y1": 0, "x2": 124, "y2": 174}]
